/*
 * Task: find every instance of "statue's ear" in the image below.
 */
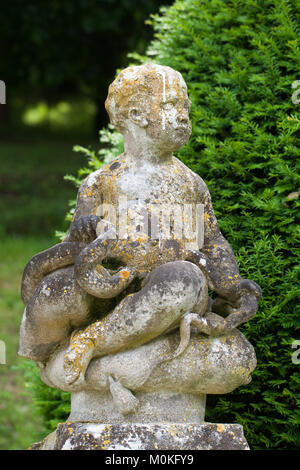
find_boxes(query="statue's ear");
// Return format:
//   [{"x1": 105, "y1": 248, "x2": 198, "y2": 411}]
[{"x1": 128, "y1": 108, "x2": 148, "y2": 128}]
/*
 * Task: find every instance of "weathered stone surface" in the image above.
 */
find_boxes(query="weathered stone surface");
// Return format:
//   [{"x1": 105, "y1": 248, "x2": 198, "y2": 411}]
[
  {"x1": 19, "y1": 64, "x2": 261, "y2": 379},
  {"x1": 30, "y1": 422, "x2": 250, "y2": 450},
  {"x1": 19, "y1": 63, "x2": 262, "y2": 451},
  {"x1": 68, "y1": 391, "x2": 206, "y2": 424},
  {"x1": 41, "y1": 329, "x2": 256, "y2": 396}
]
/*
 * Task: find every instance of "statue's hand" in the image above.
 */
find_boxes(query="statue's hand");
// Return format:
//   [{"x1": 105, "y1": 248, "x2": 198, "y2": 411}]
[
  {"x1": 185, "y1": 246, "x2": 262, "y2": 329},
  {"x1": 212, "y1": 279, "x2": 262, "y2": 330},
  {"x1": 196, "y1": 312, "x2": 228, "y2": 337},
  {"x1": 67, "y1": 215, "x2": 101, "y2": 243},
  {"x1": 184, "y1": 249, "x2": 208, "y2": 270},
  {"x1": 76, "y1": 261, "x2": 137, "y2": 299},
  {"x1": 109, "y1": 266, "x2": 138, "y2": 292}
]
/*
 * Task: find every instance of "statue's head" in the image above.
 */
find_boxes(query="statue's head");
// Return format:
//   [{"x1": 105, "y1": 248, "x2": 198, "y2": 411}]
[{"x1": 105, "y1": 63, "x2": 192, "y2": 152}]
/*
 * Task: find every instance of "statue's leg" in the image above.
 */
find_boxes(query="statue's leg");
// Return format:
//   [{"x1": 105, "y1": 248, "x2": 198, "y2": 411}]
[
  {"x1": 18, "y1": 266, "x2": 93, "y2": 363},
  {"x1": 21, "y1": 241, "x2": 84, "y2": 305},
  {"x1": 64, "y1": 260, "x2": 208, "y2": 384}
]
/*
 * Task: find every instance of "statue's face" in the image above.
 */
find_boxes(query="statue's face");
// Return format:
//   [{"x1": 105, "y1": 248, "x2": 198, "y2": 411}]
[
  {"x1": 145, "y1": 71, "x2": 192, "y2": 152},
  {"x1": 123, "y1": 69, "x2": 192, "y2": 153}
]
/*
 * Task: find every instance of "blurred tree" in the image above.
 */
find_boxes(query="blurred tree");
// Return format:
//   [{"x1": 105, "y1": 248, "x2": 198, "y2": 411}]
[{"x1": 0, "y1": 0, "x2": 171, "y2": 129}]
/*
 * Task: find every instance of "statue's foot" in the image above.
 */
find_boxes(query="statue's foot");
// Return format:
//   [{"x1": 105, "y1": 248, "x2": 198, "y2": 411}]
[
  {"x1": 63, "y1": 331, "x2": 95, "y2": 385},
  {"x1": 182, "y1": 311, "x2": 228, "y2": 337},
  {"x1": 108, "y1": 376, "x2": 139, "y2": 415}
]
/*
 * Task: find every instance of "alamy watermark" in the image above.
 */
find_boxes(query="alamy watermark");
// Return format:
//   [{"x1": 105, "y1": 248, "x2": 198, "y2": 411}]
[
  {"x1": 95, "y1": 198, "x2": 205, "y2": 251},
  {"x1": 0, "y1": 80, "x2": 6, "y2": 104},
  {"x1": 292, "y1": 340, "x2": 300, "y2": 365},
  {"x1": 291, "y1": 80, "x2": 300, "y2": 104},
  {"x1": 0, "y1": 340, "x2": 6, "y2": 364}
]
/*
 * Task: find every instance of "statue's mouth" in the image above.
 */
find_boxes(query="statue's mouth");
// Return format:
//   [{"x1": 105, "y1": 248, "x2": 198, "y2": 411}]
[{"x1": 174, "y1": 125, "x2": 191, "y2": 136}]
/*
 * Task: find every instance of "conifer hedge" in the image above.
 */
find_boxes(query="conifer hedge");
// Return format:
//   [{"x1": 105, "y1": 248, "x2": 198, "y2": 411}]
[{"x1": 25, "y1": 0, "x2": 300, "y2": 449}]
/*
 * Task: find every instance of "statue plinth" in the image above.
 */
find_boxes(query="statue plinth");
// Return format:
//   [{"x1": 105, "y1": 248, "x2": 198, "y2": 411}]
[
  {"x1": 68, "y1": 390, "x2": 206, "y2": 423},
  {"x1": 31, "y1": 386, "x2": 248, "y2": 451},
  {"x1": 31, "y1": 421, "x2": 249, "y2": 450}
]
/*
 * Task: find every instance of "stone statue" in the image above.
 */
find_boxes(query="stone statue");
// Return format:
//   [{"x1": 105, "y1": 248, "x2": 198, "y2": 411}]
[{"x1": 19, "y1": 64, "x2": 261, "y2": 450}]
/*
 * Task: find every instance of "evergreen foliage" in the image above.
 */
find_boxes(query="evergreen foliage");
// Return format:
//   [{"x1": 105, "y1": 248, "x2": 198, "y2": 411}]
[{"x1": 25, "y1": 0, "x2": 300, "y2": 449}]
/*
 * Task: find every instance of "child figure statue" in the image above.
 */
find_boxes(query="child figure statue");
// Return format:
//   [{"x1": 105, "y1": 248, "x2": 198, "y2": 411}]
[{"x1": 19, "y1": 65, "x2": 261, "y2": 435}]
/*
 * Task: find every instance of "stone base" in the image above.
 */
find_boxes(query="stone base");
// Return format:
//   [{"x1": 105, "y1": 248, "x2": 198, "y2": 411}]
[
  {"x1": 68, "y1": 391, "x2": 206, "y2": 424},
  {"x1": 30, "y1": 422, "x2": 250, "y2": 450}
]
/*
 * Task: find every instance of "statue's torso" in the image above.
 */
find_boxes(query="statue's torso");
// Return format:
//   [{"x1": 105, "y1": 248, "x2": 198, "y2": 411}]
[{"x1": 85, "y1": 155, "x2": 205, "y2": 272}]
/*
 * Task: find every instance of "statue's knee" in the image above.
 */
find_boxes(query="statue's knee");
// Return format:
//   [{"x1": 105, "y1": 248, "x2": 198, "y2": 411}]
[
  {"x1": 27, "y1": 273, "x2": 90, "y2": 330},
  {"x1": 25, "y1": 278, "x2": 64, "y2": 324},
  {"x1": 155, "y1": 260, "x2": 205, "y2": 291},
  {"x1": 167, "y1": 261, "x2": 207, "y2": 311},
  {"x1": 141, "y1": 261, "x2": 206, "y2": 313}
]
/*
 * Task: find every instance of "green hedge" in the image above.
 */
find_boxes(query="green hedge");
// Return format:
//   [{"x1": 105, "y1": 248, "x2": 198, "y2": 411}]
[{"x1": 26, "y1": 0, "x2": 300, "y2": 448}]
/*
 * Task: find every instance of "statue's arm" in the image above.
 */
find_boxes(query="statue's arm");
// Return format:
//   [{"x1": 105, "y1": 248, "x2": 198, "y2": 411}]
[
  {"x1": 200, "y1": 184, "x2": 241, "y2": 297},
  {"x1": 21, "y1": 173, "x2": 103, "y2": 304},
  {"x1": 187, "y1": 176, "x2": 261, "y2": 332},
  {"x1": 64, "y1": 172, "x2": 103, "y2": 243}
]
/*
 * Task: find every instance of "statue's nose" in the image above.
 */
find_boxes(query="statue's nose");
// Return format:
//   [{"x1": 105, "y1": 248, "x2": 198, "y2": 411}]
[{"x1": 178, "y1": 114, "x2": 189, "y2": 125}]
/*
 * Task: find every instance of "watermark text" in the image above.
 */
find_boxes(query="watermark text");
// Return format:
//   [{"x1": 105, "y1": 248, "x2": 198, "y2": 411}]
[
  {"x1": 292, "y1": 80, "x2": 300, "y2": 104},
  {"x1": 0, "y1": 340, "x2": 6, "y2": 364},
  {"x1": 0, "y1": 80, "x2": 6, "y2": 104},
  {"x1": 292, "y1": 340, "x2": 300, "y2": 364},
  {"x1": 95, "y1": 198, "x2": 204, "y2": 251}
]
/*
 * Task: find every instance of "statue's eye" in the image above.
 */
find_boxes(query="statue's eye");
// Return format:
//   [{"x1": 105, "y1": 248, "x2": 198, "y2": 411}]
[
  {"x1": 185, "y1": 100, "x2": 191, "y2": 112},
  {"x1": 161, "y1": 102, "x2": 174, "y2": 110}
]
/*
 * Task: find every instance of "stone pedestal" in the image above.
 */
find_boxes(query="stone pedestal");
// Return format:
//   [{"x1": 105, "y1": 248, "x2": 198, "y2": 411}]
[
  {"x1": 30, "y1": 391, "x2": 249, "y2": 450},
  {"x1": 68, "y1": 390, "x2": 206, "y2": 423},
  {"x1": 31, "y1": 422, "x2": 249, "y2": 450}
]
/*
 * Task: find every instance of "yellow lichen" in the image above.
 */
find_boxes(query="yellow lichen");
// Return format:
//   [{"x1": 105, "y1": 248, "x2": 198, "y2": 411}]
[
  {"x1": 217, "y1": 424, "x2": 225, "y2": 433},
  {"x1": 120, "y1": 270, "x2": 130, "y2": 279}
]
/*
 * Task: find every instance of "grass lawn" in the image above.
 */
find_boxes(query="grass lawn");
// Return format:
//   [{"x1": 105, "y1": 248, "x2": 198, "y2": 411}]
[
  {"x1": 0, "y1": 236, "x2": 54, "y2": 450},
  {"x1": 0, "y1": 135, "x2": 98, "y2": 237},
  {"x1": 0, "y1": 132, "x2": 98, "y2": 449}
]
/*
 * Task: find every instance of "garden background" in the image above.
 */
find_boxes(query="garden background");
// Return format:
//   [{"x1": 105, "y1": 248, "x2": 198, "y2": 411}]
[{"x1": 0, "y1": 0, "x2": 299, "y2": 450}]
